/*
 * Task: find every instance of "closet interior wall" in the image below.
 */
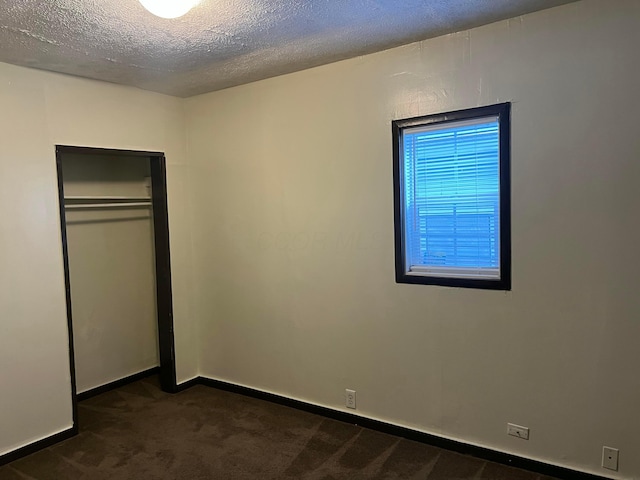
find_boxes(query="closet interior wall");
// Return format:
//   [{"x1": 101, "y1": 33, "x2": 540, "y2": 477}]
[{"x1": 61, "y1": 153, "x2": 159, "y2": 394}]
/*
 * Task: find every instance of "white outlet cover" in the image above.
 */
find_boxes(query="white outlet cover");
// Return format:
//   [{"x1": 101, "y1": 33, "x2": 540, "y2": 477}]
[
  {"x1": 602, "y1": 446, "x2": 619, "y2": 471},
  {"x1": 346, "y1": 389, "x2": 356, "y2": 409},
  {"x1": 507, "y1": 423, "x2": 529, "y2": 440}
]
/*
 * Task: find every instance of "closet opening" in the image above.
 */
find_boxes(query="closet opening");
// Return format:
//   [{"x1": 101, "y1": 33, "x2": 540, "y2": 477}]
[{"x1": 55, "y1": 145, "x2": 177, "y2": 429}]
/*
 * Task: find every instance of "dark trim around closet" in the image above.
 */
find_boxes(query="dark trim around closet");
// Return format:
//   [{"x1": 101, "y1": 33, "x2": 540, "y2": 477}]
[
  {"x1": 55, "y1": 145, "x2": 179, "y2": 411},
  {"x1": 55, "y1": 153, "x2": 79, "y2": 434},
  {"x1": 149, "y1": 154, "x2": 178, "y2": 392}
]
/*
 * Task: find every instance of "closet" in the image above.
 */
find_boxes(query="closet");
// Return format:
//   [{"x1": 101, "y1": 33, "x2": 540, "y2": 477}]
[{"x1": 56, "y1": 146, "x2": 176, "y2": 400}]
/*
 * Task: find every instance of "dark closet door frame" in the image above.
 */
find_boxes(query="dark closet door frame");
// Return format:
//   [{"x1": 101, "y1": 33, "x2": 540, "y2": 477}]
[{"x1": 55, "y1": 145, "x2": 178, "y2": 429}]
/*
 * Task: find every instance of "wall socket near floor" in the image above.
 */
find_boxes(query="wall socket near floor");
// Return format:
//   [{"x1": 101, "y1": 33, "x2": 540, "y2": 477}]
[
  {"x1": 507, "y1": 423, "x2": 529, "y2": 440},
  {"x1": 345, "y1": 389, "x2": 356, "y2": 409},
  {"x1": 602, "y1": 446, "x2": 619, "y2": 471}
]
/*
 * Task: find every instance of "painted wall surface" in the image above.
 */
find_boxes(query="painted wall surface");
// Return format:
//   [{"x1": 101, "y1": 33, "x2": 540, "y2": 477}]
[
  {"x1": 0, "y1": 63, "x2": 196, "y2": 456},
  {"x1": 186, "y1": 0, "x2": 640, "y2": 478},
  {"x1": 62, "y1": 155, "x2": 159, "y2": 394}
]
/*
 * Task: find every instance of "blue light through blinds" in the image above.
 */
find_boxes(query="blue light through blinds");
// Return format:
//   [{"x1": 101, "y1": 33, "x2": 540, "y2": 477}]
[{"x1": 402, "y1": 116, "x2": 500, "y2": 278}]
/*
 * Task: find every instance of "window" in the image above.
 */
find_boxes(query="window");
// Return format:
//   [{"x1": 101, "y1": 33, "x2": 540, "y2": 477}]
[{"x1": 392, "y1": 103, "x2": 511, "y2": 290}]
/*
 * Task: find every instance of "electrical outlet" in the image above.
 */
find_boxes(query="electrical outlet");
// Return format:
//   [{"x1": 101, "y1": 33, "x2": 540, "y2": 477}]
[
  {"x1": 507, "y1": 423, "x2": 529, "y2": 440},
  {"x1": 345, "y1": 389, "x2": 356, "y2": 409},
  {"x1": 602, "y1": 446, "x2": 619, "y2": 471}
]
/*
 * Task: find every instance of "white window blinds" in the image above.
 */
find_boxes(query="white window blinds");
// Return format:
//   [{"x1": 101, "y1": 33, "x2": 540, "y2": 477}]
[{"x1": 401, "y1": 115, "x2": 501, "y2": 280}]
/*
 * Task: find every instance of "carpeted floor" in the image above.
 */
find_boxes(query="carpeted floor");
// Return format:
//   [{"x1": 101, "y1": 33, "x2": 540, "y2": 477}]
[{"x1": 0, "y1": 376, "x2": 561, "y2": 479}]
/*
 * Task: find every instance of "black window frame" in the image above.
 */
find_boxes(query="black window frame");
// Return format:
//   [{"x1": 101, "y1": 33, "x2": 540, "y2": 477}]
[{"x1": 392, "y1": 103, "x2": 511, "y2": 290}]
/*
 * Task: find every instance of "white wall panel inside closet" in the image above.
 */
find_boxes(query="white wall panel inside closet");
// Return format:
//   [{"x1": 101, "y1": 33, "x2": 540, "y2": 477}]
[{"x1": 61, "y1": 153, "x2": 159, "y2": 394}]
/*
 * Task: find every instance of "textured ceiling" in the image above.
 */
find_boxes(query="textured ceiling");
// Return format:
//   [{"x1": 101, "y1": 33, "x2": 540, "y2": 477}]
[{"x1": 0, "y1": 0, "x2": 578, "y2": 97}]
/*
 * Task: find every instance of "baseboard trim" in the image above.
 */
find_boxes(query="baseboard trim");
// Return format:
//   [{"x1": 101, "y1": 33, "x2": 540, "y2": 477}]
[
  {"x1": 196, "y1": 376, "x2": 612, "y2": 480},
  {"x1": 175, "y1": 377, "x2": 200, "y2": 392},
  {"x1": 1, "y1": 368, "x2": 161, "y2": 466},
  {"x1": 0, "y1": 428, "x2": 76, "y2": 467},
  {"x1": 1, "y1": 373, "x2": 613, "y2": 480},
  {"x1": 77, "y1": 366, "x2": 160, "y2": 401}
]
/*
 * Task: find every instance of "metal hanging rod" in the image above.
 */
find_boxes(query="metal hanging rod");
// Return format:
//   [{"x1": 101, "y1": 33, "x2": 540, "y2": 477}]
[
  {"x1": 63, "y1": 195, "x2": 153, "y2": 210},
  {"x1": 64, "y1": 196, "x2": 151, "y2": 202},
  {"x1": 64, "y1": 202, "x2": 152, "y2": 210}
]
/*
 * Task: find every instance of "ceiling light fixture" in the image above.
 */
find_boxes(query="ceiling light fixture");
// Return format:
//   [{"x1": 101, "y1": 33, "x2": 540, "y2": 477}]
[{"x1": 139, "y1": 0, "x2": 200, "y2": 19}]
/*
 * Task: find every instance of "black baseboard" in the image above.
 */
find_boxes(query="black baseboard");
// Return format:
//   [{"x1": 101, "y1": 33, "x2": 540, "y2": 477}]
[
  {"x1": 1, "y1": 372, "x2": 613, "y2": 480},
  {"x1": 196, "y1": 377, "x2": 612, "y2": 480},
  {"x1": 77, "y1": 366, "x2": 160, "y2": 401},
  {"x1": 0, "y1": 427, "x2": 76, "y2": 467},
  {"x1": 1, "y1": 368, "x2": 161, "y2": 466},
  {"x1": 175, "y1": 377, "x2": 200, "y2": 392}
]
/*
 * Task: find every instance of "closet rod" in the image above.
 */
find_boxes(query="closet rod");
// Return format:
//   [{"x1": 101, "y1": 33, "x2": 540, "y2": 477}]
[
  {"x1": 64, "y1": 196, "x2": 151, "y2": 201},
  {"x1": 65, "y1": 202, "x2": 152, "y2": 210}
]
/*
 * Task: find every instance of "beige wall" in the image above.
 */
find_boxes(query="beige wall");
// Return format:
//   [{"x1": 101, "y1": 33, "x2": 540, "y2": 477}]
[
  {"x1": 185, "y1": 1, "x2": 640, "y2": 478},
  {"x1": 0, "y1": 63, "x2": 196, "y2": 455},
  {"x1": 2, "y1": 0, "x2": 640, "y2": 477}
]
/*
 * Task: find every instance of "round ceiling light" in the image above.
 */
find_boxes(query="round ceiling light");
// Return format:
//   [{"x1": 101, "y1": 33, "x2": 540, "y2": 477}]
[{"x1": 139, "y1": 0, "x2": 200, "y2": 19}]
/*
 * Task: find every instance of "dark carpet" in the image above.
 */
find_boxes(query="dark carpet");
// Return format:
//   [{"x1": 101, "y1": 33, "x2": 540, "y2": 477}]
[{"x1": 0, "y1": 376, "x2": 561, "y2": 479}]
